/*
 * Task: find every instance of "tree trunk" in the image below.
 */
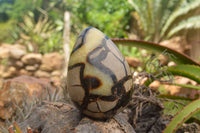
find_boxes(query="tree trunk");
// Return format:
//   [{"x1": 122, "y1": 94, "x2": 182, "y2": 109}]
[{"x1": 62, "y1": 11, "x2": 71, "y2": 78}]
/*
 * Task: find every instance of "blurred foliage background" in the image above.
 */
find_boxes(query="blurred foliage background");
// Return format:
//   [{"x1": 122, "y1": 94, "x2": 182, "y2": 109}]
[{"x1": 0, "y1": 0, "x2": 200, "y2": 56}]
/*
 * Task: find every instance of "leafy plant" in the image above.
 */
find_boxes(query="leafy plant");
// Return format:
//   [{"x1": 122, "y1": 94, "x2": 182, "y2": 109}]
[
  {"x1": 118, "y1": 45, "x2": 141, "y2": 58},
  {"x1": 67, "y1": 0, "x2": 131, "y2": 38},
  {"x1": 0, "y1": 0, "x2": 42, "y2": 22},
  {"x1": 128, "y1": 0, "x2": 200, "y2": 42},
  {"x1": 0, "y1": 20, "x2": 17, "y2": 44},
  {"x1": 112, "y1": 39, "x2": 200, "y2": 65},
  {"x1": 113, "y1": 38, "x2": 200, "y2": 132},
  {"x1": 16, "y1": 11, "x2": 63, "y2": 53},
  {"x1": 167, "y1": 65, "x2": 200, "y2": 84},
  {"x1": 163, "y1": 99, "x2": 200, "y2": 133}
]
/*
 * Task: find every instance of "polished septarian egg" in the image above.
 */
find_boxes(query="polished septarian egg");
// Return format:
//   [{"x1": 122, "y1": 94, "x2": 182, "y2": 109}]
[{"x1": 67, "y1": 27, "x2": 133, "y2": 120}]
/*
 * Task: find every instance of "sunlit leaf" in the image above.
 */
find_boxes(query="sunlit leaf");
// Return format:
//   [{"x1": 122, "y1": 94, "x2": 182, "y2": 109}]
[
  {"x1": 167, "y1": 65, "x2": 200, "y2": 84},
  {"x1": 161, "y1": 0, "x2": 200, "y2": 38},
  {"x1": 163, "y1": 99, "x2": 200, "y2": 133},
  {"x1": 14, "y1": 121, "x2": 23, "y2": 133},
  {"x1": 112, "y1": 39, "x2": 200, "y2": 65},
  {"x1": 167, "y1": 15, "x2": 200, "y2": 38},
  {"x1": 172, "y1": 83, "x2": 200, "y2": 91}
]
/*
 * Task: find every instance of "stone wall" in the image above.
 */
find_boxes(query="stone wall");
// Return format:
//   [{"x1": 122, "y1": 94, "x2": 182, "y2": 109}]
[{"x1": 0, "y1": 43, "x2": 64, "y2": 85}]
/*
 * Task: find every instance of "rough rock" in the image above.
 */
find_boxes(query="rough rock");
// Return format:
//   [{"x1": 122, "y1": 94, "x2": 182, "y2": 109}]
[
  {"x1": 0, "y1": 66, "x2": 17, "y2": 78},
  {"x1": 0, "y1": 44, "x2": 10, "y2": 59},
  {"x1": 158, "y1": 54, "x2": 169, "y2": 66},
  {"x1": 35, "y1": 70, "x2": 50, "y2": 78},
  {"x1": 125, "y1": 57, "x2": 142, "y2": 68},
  {"x1": 19, "y1": 69, "x2": 33, "y2": 76},
  {"x1": 149, "y1": 80, "x2": 161, "y2": 90},
  {"x1": 25, "y1": 64, "x2": 39, "y2": 72},
  {"x1": 9, "y1": 44, "x2": 26, "y2": 59},
  {"x1": 75, "y1": 115, "x2": 135, "y2": 133},
  {"x1": 0, "y1": 44, "x2": 26, "y2": 59},
  {"x1": 164, "y1": 76, "x2": 199, "y2": 98},
  {"x1": 21, "y1": 53, "x2": 42, "y2": 65},
  {"x1": 5, "y1": 57, "x2": 24, "y2": 69},
  {"x1": 18, "y1": 101, "x2": 135, "y2": 133},
  {"x1": 40, "y1": 52, "x2": 64, "y2": 72},
  {"x1": 50, "y1": 76, "x2": 61, "y2": 87},
  {"x1": 0, "y1": 78, "x2": 3, "y2": 89},
  {"x1": 164, "y1": 84, "x2": 181, "y2": 95},
  {"x1": 51, "y1": 70, "x2": 61, "y2": 77},
  {"x1": 11, "y1": 60, "x2": 24, "y2": 68},
  {"x1": 160, "y1": 36, "x2": 189, "y2": 54},
  {"x1": 0, "y1": 76, "x2": 55, "y2": 120}
]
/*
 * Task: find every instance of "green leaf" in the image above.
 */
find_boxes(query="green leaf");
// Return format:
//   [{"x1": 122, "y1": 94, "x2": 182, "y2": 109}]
[
  {"x1": 161, "y1": 0, "x2": 200, "y2": 38},
  {"x1": 112, "y1": 39, "x2": 200, "y2": 65},
  {"x1": 163, "y1": 99, "x2": 200, "y2": 133},
  {"x1": 172, "y1": 83, "x2": 200, "y2": 91},
  {"x1": 158, "y1": 94, "x2": 193, "y2": 101},
  {"x1": 13, "y1": 121, "x2": 23, "y2": 133},
  {"x1": 167, "y1": 65, "x2": 200, "y2": 84},
  {"x1": 167, "y1": 15, "x2": 200, "y2": 38}
]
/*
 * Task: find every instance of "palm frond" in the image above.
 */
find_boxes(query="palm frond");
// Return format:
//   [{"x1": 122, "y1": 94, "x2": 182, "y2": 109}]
[
  {"x1": 152, "y1": 0, "x2": 170, "y2": 42},
  {"x1": 128, "y1": 0, "x2": 149, "y2": 34},
  {"x1": 34, "y1": 16, "x2": 43, "y2": 34},
  {"x1": 167, "y1": 15, "x2": 200, "y2": 38},
  {"x1": 21, "y1": 15, "x2": 34, "y2": 33},
  {"x1": 161, "y1": 0, "x2": 200, "y2": 38}
]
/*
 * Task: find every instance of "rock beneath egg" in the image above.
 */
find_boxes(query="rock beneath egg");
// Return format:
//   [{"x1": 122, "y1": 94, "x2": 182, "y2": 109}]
[
  {"x1": 18, "y1": 101, "x2": 135, "y2": 133},
  {"x1": 66, "y1": 27, "x2": 133, "y2": 120}
]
